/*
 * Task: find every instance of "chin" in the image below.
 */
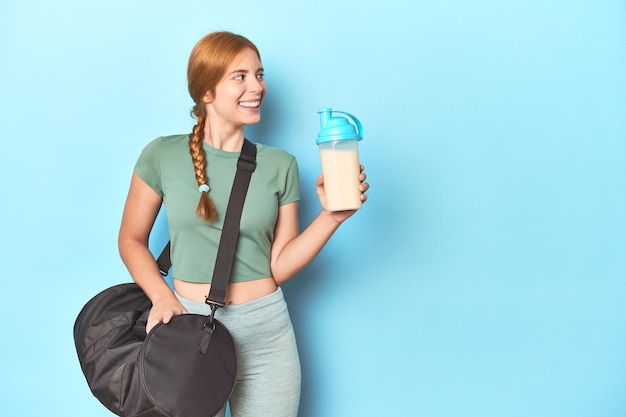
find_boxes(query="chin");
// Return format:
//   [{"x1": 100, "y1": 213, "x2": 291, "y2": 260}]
[{"x1": 245, "y1": 114, "x2": 262, "y2": 124}]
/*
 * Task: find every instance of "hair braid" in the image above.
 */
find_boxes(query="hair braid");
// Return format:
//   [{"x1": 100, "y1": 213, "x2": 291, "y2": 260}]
[{"x1": 189, "y1": 110, "x2": 217, "y2": 222}]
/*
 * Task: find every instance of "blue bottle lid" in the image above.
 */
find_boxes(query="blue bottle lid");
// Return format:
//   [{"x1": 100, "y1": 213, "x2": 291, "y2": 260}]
[{"x1": 316, "y1": 107, "x2": 363, "y2": 144}]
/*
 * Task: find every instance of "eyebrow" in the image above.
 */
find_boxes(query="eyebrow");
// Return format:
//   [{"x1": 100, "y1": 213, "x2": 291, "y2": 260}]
[{"x1": 228, "y1": 67, "x2": 264, "y2": 75}]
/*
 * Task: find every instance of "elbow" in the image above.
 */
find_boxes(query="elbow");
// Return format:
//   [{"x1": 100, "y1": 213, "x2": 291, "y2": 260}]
[
  {"x1": 118, "y1": 230, "x2": 148, "y2": 263},
  {"x1": 117, "y1": 234, "x2": 134, "y2": 263},
  {"x1": 273, "y1": 275, "x2": 289, "y2": 286},
  {"x1": 270, "y1": 264, "x2": 291, "y2": 286},
  {"x1": 270, "y1": 262, "x2": 301, "y2": 286},
  {"x1": 118, "y1": 229, "x2": 133, "y2": 255},
  {"x1": 271, "y1": 269, "x2": 286, "y2": 286}
]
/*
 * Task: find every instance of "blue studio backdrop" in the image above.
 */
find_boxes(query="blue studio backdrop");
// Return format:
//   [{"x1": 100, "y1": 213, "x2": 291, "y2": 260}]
[{"x1": 1, "y1": 1, "x2": 625, "y2": 416}]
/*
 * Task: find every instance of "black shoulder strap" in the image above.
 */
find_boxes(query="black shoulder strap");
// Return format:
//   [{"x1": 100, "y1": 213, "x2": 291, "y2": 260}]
[
  {"x1": 155, "y1": 139, "x2": 257, "y2": 307},
  {"x1": 156, "y1": 241, "x2": 171, "y2": 277},
  {"x1": 206, "y1": 138, "x2": 256, "y2": 306}
]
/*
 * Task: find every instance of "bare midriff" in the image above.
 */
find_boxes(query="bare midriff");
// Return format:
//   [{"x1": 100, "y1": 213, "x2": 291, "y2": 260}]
[{"x1": 173, "y1": 277, "x2": 278, "y2": 305}]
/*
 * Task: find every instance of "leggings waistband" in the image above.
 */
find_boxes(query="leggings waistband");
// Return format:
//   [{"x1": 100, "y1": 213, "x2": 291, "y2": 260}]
[{"x1": 175, "y1": 286, "x2": 286, "y2": 320}]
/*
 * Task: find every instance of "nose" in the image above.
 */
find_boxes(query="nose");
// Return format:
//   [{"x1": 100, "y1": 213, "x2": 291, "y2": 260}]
[{"x1": 248, "y1": 77, "x2": 264, "y2": 94}]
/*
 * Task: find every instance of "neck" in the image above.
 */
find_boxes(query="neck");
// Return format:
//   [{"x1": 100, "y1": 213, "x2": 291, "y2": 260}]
[{"x1": 203, "y1": 123, "x2": 245, "y2": 152}]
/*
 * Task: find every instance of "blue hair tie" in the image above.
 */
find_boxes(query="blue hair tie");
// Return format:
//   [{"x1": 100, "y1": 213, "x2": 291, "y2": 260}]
[{"x1": 198, "y1": 184, "x2": 210, "y2": 193}]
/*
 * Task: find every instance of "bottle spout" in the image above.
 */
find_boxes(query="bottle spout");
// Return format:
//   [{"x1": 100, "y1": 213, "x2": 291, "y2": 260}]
[{"x1": 318, "y1": 107, "x2": 333, "y2": 129}]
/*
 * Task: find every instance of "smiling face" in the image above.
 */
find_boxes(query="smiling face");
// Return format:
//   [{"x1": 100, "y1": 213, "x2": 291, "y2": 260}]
[{"x1": 203, "y1": 47, "x2": 266, "y2": 129}]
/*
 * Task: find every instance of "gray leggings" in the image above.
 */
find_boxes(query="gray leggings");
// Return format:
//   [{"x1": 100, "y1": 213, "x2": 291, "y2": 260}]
[{"x1": 175, "y1": 287, "x2": 301, "y2": 417}]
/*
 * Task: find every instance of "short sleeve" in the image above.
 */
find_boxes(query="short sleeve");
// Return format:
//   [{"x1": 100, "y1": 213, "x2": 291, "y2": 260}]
[
  {"x1": 134, "y1": 137, "x2": 163, "y2": 196},
  {"x1": 279, "y1": 157, "x2": 300, "y2": 206}
]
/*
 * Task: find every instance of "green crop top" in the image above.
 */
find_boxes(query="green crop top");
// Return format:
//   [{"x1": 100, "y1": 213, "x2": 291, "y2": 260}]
[{"x1": 134, "y1": 134, "x2": 300, "y2": 283}]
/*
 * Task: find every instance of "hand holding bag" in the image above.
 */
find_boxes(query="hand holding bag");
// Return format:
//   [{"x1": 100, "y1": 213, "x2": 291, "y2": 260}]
[{"x1": 74, "y1": 139, "x2": 257, "y2": 417}]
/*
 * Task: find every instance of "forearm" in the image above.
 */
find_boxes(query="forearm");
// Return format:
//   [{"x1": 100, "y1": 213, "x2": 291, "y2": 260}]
[{"x1": 271, "y1": 210, "x2": 341, "y2": 284}]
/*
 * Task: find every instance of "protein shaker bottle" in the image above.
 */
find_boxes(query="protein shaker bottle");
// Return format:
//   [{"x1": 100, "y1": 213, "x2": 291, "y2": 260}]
[{"x1": 316, "y1": 107, "x2": 363, "y2": 211}]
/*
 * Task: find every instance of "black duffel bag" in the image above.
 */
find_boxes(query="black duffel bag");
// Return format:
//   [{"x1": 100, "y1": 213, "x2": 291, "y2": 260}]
[
  {"x1": 74, "y1": 139, "x2": 257, "y2": 417},
  {"x1": 73, "y1": 283, "x2": 236, "y2": 417}
]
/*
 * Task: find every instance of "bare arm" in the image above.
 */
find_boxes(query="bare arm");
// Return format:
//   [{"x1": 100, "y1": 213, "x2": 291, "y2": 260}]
[
  {"x1": 270, "y1": 168, "x2": 369, "y2": 284},
  {"x1": 118, "y1": 172, "x2": 186, "y2": 332}
]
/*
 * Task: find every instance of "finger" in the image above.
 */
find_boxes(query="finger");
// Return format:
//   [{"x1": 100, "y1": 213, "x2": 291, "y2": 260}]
[
  {"x1": 162, "y1": 312, "x2": 173, "y2": 324},
  {"x1": 146, "y1": 318, "x2": 159, "y2": 334}
]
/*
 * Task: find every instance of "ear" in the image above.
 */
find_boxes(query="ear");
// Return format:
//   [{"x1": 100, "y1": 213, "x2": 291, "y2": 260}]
[{"x1": 202, "y1": 90, "x2": 213, "y2": 104}]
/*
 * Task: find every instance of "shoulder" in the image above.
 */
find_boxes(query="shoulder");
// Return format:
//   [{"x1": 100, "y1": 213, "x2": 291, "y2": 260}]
[
  {"x1": 151, "y1": 134, "x2": 189, "y2": 149},
  {"x1": 139, "y1": 134, "x2": 189, "y2": 157},
  {"x1": 255, "y1": 143, "x2": 297, "y2": 165}
]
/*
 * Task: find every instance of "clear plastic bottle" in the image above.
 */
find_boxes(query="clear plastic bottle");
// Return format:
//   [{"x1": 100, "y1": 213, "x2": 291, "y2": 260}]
[{"x1": 316, "y1": 108, "x2": 364, "y2": 211}]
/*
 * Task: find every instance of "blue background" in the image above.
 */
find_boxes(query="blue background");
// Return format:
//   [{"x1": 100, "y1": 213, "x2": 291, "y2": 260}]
[{"x1": 1, "y1": 1, "x2": 625, "y2": 416}]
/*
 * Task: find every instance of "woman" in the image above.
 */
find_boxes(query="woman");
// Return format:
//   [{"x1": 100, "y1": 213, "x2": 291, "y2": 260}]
[{"x1": 118, "y1": 31, "x2": 369, "y2": 417}]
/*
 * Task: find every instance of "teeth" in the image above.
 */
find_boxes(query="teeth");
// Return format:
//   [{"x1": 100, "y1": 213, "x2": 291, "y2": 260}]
[{"x1": 239, "y1": 101, "x2": 260, "y2": 108}]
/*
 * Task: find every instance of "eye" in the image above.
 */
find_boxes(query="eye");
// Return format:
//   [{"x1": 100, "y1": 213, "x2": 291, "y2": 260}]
[
  {"x1": 233, "y1": 74, "x2": 245, "y2": 81},
  {"x1": 256, "y1": 73, "x2": 265, "y2": 81}
]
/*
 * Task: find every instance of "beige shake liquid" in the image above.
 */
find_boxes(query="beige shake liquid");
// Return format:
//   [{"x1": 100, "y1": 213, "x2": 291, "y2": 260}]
[{"x1": 319, "y1": 145, "x2": 362, "y2": 211}]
